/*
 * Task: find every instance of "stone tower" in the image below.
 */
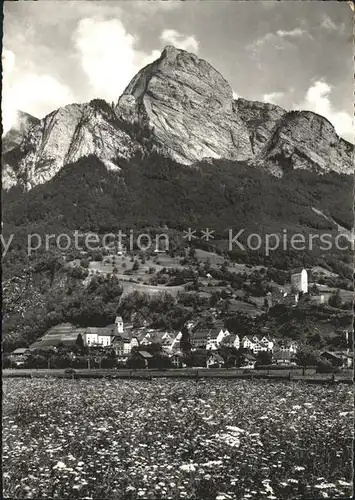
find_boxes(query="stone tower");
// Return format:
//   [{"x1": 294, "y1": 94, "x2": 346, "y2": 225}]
[
  {"x1": 291, "y1": 268, "x2": 308, "y2": 294},
  {"x1": 115, "y1": 316, "x2": 124, "y2": 334}
]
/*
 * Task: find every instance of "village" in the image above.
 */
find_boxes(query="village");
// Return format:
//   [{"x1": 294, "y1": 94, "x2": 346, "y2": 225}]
[{"x1": 7, "y1": 264, "x2": 353, "y2": 373}]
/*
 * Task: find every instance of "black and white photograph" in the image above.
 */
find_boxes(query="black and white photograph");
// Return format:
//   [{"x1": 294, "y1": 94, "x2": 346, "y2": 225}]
[{"x1": 2, "y1": 1, "x2": 354, "y2": 499}]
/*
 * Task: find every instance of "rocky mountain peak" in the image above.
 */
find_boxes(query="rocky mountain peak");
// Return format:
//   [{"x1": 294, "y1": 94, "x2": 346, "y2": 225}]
[
  {"x1": 2, "y1": 45, "x2": 353, "y2": 191},
  {"x1": 116, "y1": 46, "x2": 251, "y2": 164}
]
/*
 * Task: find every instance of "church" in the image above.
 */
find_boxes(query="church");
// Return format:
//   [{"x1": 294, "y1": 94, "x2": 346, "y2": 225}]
[{"x1": 83, "y1": 316, "x2": 124, "y2": 347}]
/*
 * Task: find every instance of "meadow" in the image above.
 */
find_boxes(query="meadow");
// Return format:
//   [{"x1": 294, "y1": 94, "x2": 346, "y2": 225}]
[{"x1": 3, "y1": 378, "x2": 353, "y2": 500}]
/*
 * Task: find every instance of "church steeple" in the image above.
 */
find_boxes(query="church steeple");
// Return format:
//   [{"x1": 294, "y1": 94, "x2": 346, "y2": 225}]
[{"x1": 115, "y1": 316, "x2": 123, "y2": 334}]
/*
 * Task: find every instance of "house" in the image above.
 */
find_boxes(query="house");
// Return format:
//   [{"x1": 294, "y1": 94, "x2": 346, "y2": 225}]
[
  {"x1": 206, "y1": 328, "x2": 230, "y2": 350},
  {"x1": 138, "y1": 330, "x2": 174, "y2": 348},
  {"x1": 240, "y1": 353, "x2": 256, "y2": 369},
  {"x1": 190, "y1": 328, "x2": 209, "y2": 349},
  {"x1": 136, "y1": 350, "x2": 153, "y2": 368},
  {"x1": 10, "y1": 347, "x2": 30, "y2": 357},
  {"x1": 170, "y1": 351, "x2": 186, "y2": 368},
  {"x1": 206, "y1": 352, "x2": 225, "y2": 368},
  {"x1": 241, "y1": 336, "x2": 255, "y2": 351},
  {"x1": 220, "y1": 333, "x2": 240, "y2": 350},
  {"x1": 112, "y1": 333, "x2": 139, "y2": 357},
  {"x1": 291, "y1": 268, "x2": 308, "y2": 294},
  {"x1": 240, "y1": 335, "x2": 275, "y2": 354},
  {"x1": 216, "y1": 328, "x2": 231, "y2": 345},
  {"x1": 259, "y1": 336, "x2": 274, "y2": 351},
  {"x1": 335, "y1": 351, "x2": 354, "y2": 369},
  {"x1": 165, "y1": 331, "x2": 182, "y2": 353},
  {"x1": 320, "y1": 351, "x2": 343, "y2": 367},
  {"x1": 206, "y1": 335, "x2": 219, "y2": 351},
  {"x1": 232, "y1": 334, "x2": 240, "y2": 350},
  {"x1": 320, "y1": 351, "x2": 353, "y2": 369},
  {"x1": 273, "y1": 349, "x2": 293, "y2": 364},
  {"x1": 9, "y1": 348, "x2": 30, "y2": 364},
  {"x1": 282, "y1": 293, "x2": 300, "y2": 307}
]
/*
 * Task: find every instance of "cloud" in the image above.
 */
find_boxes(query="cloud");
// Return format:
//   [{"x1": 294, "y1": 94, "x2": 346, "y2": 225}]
[
  {"x1": 74, "y1": 18, "x2": 139, "y2": 102},
  {"x1": 276, "y1": 28, "x2": 305, "y2": 38},
  {"x1": 2, "y1": 48, "x2": 74, "y2": 134},
  {"x1": 321, "y1": 16, "x2": 337, "y2": 31},
  {"x1": 263, "y1": 91, "x2": 285, "y2": 105},
  {"x1": 298, "y1": 80, "x2": 353, "y2": 142},
  {"x1": 2, "y1": 49, "x2": 17, "y2": 135},
  {"x1": 320, "y1": 16, "x2": 345, "y2": 34},
  {"x1": 160, "y1": 29, "x2": 199, "y2": 52},
  {"x1": 248, "y1": 27, "x2": 306, "y2": 52},
  {"x1": 74, "y1": 19, "x2": 200, "y2": 102},
  {"x1": 141, "y1": 49, "x2": 162, "y2": 67}
]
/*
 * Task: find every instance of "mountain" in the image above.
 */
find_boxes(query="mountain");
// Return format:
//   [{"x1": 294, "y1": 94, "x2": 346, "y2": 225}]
[
  {"x1": 2, "y1": 46, "x2": 353, "y2": 191},
  {"x1": 2, "y1": 100, "x2": 143, "y2": 190},
  {"x1": 2, "y1": 110, "x2": 40, "y2": 153},
  {"x1": 116, "y1": 45, "x2": 253, "y2": 164}
]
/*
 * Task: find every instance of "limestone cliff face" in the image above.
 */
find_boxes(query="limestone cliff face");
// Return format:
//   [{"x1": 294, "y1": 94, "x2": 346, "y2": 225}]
[
  {"x1": 257, "y1": 110, "x2": 353, "y2": 176},
  {"x1": 2, "y1": 46, "x2": 353, "y2": 191},
  {"x1": 116, "y1": 45, "x2": 253, "y2": 164},
  {"x1": 2, "y1": 111, "x2": 40, "y2": 153},
  {"x1": 3, "y1": 100, "x2": 142, "y2": 190},
  {"x1": 235, "y1": 98, "x2": 287, "y2": 156}
]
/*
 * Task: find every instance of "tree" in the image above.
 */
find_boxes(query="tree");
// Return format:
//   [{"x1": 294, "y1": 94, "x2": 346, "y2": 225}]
[
  {"x1": 69, "y1": 266, "x2": 89, "y2": 279},
  {"x1": 188, "y1": 247, "x2": 196, "y2": 259},
  {"x1": 180, "y1": 324, "x2": 192, "y2": 353},
  {"x1": 295, "y1": 345, "x2": 320, "y2": 367},
  {"x1": 126, "y1": 354, "x2": 146, "y2": 369},
  {"x1": 81, "y1": 259, "x2": 90, "y2": 269},
  {"x1": 328, "y1": 289, "x2": 342, "y2": 308},
  {"x1": 255, "y1": 350, "x2": 272, "y2": 366},
  {"x1": 218, "y1": 345, "x2": 240, "y2": 368},
  {"x1": 75, "y1": 333, "x2": 84, "y2": 352},
  {"x1": 234, "y1": 348, "x2": 248, "y2": 368}
]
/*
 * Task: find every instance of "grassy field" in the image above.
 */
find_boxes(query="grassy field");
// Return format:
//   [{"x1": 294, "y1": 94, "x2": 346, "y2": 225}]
[{"x1": 3, "y1": 379, "x2": 353, "y2": 500}]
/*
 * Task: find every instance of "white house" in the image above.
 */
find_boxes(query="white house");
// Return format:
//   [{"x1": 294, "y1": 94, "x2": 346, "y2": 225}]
[
  {"x1": 168, "y1": 332, "x2": 182, "y2": 352},
  {"x1": 241, "y1": 336, "x2": 255, "y2": 351},
  {"x1": 258, "y1": 336, "x2": 274, "y2": 351},
  {"x1": 113, "y1": 335, "x2": 138, "y2": 356},
  {"x1": 291, "y1": 268, "x2": 308, "y2": 294},
  {"x1": 233, "y1": 334, "x2": 240, "y2": 350},
  {"x1": 206, "y1": 352, "x2": 225, "y2": 368},
  {"x1": 206, "y1": 337, "x2": 219, "y2": 351},
  {"x1": 216, "y1": 328, "x2": 231, "y2": 345}
]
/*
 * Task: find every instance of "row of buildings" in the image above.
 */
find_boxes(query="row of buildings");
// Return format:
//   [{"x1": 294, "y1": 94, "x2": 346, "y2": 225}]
[
  {"x1": 10, "y1": 314, "x2": 353, "y2": 369},
  {"x1": 11, "y1": 316, "x2": 299, "y2": 363}
]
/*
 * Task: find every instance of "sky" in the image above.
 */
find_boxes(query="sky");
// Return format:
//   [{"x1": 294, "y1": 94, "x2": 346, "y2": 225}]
[{"x1": 2, "y1": 0, "x2": 354, "y2": 141}]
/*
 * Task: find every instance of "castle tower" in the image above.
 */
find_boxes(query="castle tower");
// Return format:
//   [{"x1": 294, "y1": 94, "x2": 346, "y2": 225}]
[
  {"x1": 291, "y1": 268, "x2": 308, "y2": 294},
  {"x1": 115, "y1": 316, "x2": 124, "y2": 334}
]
